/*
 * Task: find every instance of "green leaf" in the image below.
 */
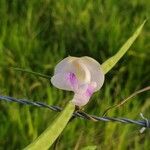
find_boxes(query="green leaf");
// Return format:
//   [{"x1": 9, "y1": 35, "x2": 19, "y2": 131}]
[
  {"x1": 101, "y1": 20, "x2": 146, "y2": 74},
  {"x1": 24, "y1": 101, "x2": 75, "y2": 150},
  {"x1": 10, "y1": 67, "x2": 50, "y2": 79}
]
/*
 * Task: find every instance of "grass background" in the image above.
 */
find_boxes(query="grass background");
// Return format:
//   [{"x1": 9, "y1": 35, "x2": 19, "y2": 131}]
[{"x1": 0, "y1": 0, "x2": 150, "y2": 149}]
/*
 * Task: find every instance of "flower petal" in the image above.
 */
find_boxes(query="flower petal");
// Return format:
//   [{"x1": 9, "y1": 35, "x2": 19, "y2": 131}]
[
  {"x1": 72, "y1": 59, "x2": 91, "y2": 84},
  {"x1": 72, "y1": 82, "x2": 97, "y2": 106},
  {"x1": 81, "y1": 56, "x2": 105, "y2": 91},
  {"x1": 54, "y1": 56, "x2": 91, "y2": 84},
  {"x1": 51, "y1": 72, "x2": 78, "y2": 91},
  {"x1": 54, "y1": 56, "x2": 77, "y2": 74}
]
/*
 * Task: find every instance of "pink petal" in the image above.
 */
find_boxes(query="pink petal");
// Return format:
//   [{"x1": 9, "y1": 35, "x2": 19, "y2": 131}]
[{"x1": 72, "y1": 82, "x2": 97, "y2": 107}]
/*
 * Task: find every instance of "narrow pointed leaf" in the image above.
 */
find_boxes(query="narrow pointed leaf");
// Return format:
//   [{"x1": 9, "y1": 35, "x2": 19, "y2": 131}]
[
  {"x1": 24, "y1": 101, "x2": 75, "y2": 150},
  {"x1": 101, "y1": 20, "x2": 146, "y2": 74},
  {"x1": 10, "y1": 67, "x2": 50, "y2": 79}
]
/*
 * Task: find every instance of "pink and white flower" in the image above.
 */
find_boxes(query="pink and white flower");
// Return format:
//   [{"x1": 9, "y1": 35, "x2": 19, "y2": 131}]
[{"x1": 51, "y1": 56, "x2": 105, "y2": 107}]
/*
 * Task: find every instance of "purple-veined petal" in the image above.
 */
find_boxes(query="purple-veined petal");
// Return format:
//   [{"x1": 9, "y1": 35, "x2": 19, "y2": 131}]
[
  {"x1": 54, "y1": 56, "x2": 91, "y2": 84},
  {"x1": 51, "y1": 72, "x2": 78, "y2": 91}
]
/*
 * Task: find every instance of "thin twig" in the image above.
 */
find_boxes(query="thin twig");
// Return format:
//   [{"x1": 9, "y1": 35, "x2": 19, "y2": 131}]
[{"x1": 102, "y1": 86, "x2": 150, "y2": 116}]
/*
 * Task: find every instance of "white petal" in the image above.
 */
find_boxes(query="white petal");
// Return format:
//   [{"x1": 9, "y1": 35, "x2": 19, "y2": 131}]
[
  {"x1": 54, "y1": 56, "x2": 91, "y2": 84},
  {"x1": 72, "y1": 59, "x2": 91, "y2": 84},
  {"x1": 54, "y1": 56, "x2": 77, "y2": 74},
  {"x1": 81, "y1": 56, "x2": 105, "y2": 91},
  {"x1": 51, "y1": 72, "x2": 78, "y2": 91}
]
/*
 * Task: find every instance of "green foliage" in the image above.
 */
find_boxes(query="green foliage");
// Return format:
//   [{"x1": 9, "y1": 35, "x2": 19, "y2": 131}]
[
  {"x1": 17, "y1": 20, "x2": 145, "y2": 149},
  {"x1": 0, "y1": 0, "x2": 149, "y2": 149},
  {"x1": 101, "y1": 20, "x2": 146, "y2": 74},
  {"x1": 24, "y1": 102, "x2": 75, "y2": 150}
]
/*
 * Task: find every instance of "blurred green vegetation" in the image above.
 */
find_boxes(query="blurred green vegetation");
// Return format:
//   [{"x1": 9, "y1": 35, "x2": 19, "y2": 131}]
[{"x1": 0, "y1": 0, "x2": 150, "y2": 149}]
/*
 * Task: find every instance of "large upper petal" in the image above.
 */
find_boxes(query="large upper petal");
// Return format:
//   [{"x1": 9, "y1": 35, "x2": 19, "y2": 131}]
[
  {"x1": 54, "y1": 56, "x2": 91, "y2": 84},
  {"x1": 54, "y1": 56, "x2": 77, "y2": 74}
]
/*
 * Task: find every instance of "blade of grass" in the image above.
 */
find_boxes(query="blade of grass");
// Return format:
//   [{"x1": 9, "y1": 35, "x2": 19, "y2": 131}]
[
  {"x1": 10, "y1": 67, "x2": 50, "y2": 79},
  {"x1": 101, "y1": 20, "x2": 146, "y2": 74},
  {"x1": 24, "y1": 101, "x2": 75, "y2": 150}
]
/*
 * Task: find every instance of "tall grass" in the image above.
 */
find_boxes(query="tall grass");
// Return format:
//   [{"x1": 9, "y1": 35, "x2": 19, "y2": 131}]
[{"x1": 0, "y1": 0, "x2": 149, "y2": 149}]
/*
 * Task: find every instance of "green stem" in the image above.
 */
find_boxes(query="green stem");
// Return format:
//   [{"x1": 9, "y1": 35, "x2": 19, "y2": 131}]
[{"x1": 10, "y1": 67, "x2": 50, "y2": 79}]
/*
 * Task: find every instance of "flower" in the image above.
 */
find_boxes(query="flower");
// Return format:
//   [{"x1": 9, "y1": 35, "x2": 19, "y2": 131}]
[{"x1": 51, "y1": 56, "x2": 105, "y2": 107}]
